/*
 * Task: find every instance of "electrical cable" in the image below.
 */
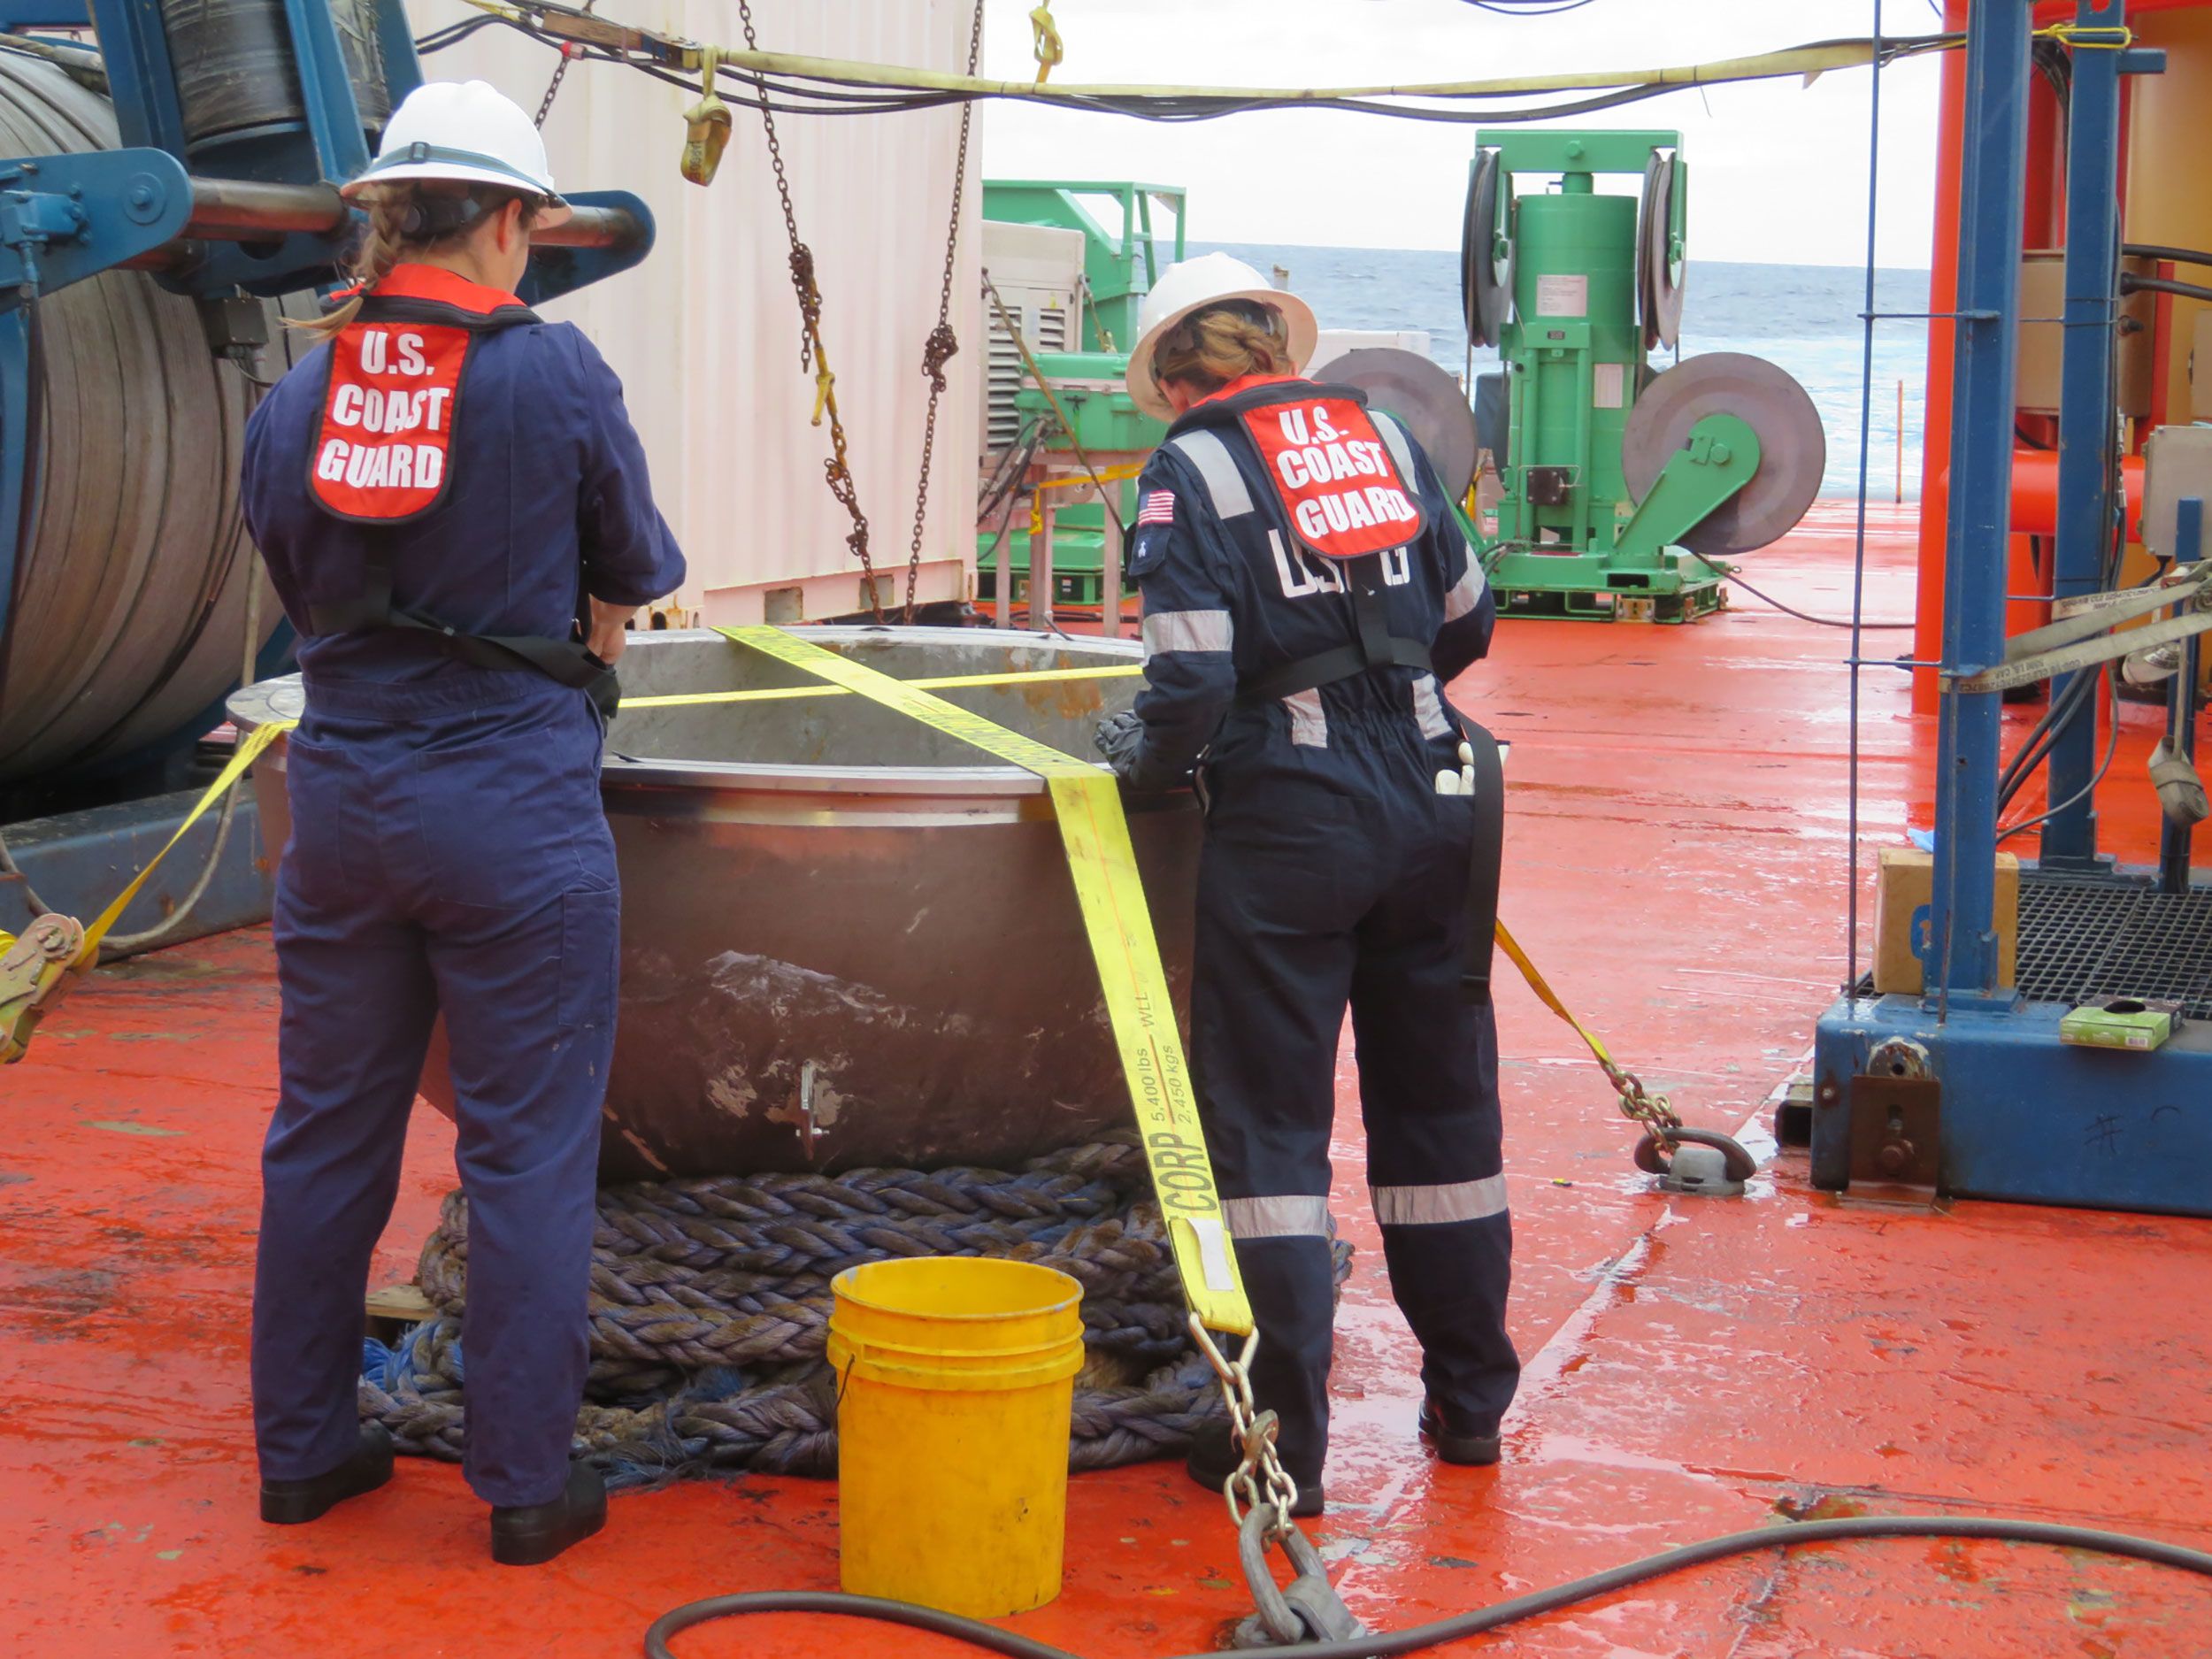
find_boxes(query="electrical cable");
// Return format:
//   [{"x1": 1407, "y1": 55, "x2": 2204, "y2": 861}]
[
  {"x1": 414, "y1": 12, "x2": 1952, "y2": 127},
  {"x1": 1997, "y1": 661, "x2": 2099, "y2": 809},
  {"x1": 2000, "y1": 664, "x2": 2123, "y2": 842},
  {"x1": 2121, "y1": 241, "x2": 2212, "y2": 270},
  {"x1": 1685, "y1": 551, "x2": 1914, "y2": 629},
  {"x1": 642, "y1": 1514, "x2": 2212, "y2": 1658},
  {"x1": 95, "y1": 544, "x2": 262, "y2": 954},
  {"x1": 2119, "y1": 273, "x2": 2212, "y2": 307}
]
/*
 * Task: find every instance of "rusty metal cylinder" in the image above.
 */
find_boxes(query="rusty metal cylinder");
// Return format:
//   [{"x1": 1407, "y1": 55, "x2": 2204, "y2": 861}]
[
  {"x1": 229, "y1": 629, "x2": 1202, "y2": 1180},
  {"x1": 159, "y1": 0, "x2": 391, "y2": 158}
]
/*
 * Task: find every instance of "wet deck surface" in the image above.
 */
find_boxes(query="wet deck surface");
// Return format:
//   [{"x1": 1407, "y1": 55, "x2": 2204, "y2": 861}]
[{"x1": 6, "y1": 501, "x2": 2209, "y2": 1655}]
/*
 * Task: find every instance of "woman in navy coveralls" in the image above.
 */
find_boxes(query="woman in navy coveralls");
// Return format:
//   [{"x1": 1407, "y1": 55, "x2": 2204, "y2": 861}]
[{"x1": 237, "y1": 81, "x2": 685, "y2": 1563}]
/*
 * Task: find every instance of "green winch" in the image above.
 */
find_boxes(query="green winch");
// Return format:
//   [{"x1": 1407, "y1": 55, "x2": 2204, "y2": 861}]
[{"x1": 1465, "y1": 130, "x2": 1826, "y2": 623}]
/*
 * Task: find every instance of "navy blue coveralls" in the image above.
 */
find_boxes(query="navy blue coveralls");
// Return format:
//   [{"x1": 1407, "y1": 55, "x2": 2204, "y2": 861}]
[
  {"x1": 239, "y1": 265, "x2": 685, "y2": 1507},
  {"x1": 1121, "y1": 374, "x2": 1517, "y2": 1484}
]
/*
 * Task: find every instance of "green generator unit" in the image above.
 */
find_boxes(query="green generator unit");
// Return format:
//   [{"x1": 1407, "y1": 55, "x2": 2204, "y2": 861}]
[{"x1": 1465, "y1": 130, "x2": 1825, "y2": 622}]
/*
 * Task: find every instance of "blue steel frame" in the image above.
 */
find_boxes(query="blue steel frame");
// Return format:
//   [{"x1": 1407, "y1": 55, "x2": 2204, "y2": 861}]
[
  {"x1": 1809, "y1": 0, "x2": 2212, "y2": 1220},
  {"x1": 2041, "y1": 0, "x2": 2164, "y2": 868},
  {"x1": 1925, "y1": 0, "x2": 2032, "y2": 1007}
]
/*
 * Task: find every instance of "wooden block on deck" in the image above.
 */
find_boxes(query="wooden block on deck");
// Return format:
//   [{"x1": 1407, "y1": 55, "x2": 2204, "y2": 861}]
[{"x1": 365, "y1": 1282, "x2": 434, "y2": 1339}]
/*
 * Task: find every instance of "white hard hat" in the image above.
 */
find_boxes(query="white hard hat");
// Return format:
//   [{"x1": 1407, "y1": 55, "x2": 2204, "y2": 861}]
[
  {"x1": 343, "y1": 80, "x2": 571, "y2": 227},
  {"x1": 1124, "y1": 252, "x2": 1319, "y2": 422}
]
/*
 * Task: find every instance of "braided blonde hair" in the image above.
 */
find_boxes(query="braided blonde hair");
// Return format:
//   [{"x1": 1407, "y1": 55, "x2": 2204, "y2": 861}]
[
  {"x1": 1151, "y1": 301, "x2": 1295, "y2": 397},
  {"x1": 296, "y1": 180, "x2": 542, "y2": 339}
]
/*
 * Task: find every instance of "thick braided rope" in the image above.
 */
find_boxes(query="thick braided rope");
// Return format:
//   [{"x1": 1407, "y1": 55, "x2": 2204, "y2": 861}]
[{"x1": 361, "y1": 1140, "x2": 1350, "y2": 1486}]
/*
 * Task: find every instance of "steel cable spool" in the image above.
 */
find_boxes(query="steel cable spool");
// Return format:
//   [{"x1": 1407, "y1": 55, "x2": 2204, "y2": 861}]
[
  {"x1": 0, "y1": 52, "x2": 295, "y2": 785},
  {"x1": 159, "y1": 0, "x2": 390, "y2": 157}
]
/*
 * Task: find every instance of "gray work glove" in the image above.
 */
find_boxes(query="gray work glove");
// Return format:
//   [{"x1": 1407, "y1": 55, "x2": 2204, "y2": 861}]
[{"x1": 1094, "y1": 710, "x2": 1149, "y2": 785}]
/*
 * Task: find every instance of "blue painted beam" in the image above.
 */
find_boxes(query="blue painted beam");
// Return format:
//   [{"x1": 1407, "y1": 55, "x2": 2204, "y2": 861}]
[
  {"x1": 2043, "y1": 0, "x2": 2162, "y2": 869},
  {"x1": 1928, "y1": 0, "x2": 2032, "y2": 1002}
]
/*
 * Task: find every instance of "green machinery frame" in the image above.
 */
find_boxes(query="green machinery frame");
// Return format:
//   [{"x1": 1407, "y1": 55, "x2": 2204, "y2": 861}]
[
  {"x1": 979, "y1": 181, "x2": 1184, "y2": 610},
  {"x1": 1475, "y1": 130, "x2": 1747, "y2": 624},
  {"x1": 981, "y1": 180, "x2": 1187, "y2": 353}
]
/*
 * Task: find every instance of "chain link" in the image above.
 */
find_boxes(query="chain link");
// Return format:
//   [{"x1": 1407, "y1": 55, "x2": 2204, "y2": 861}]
[
  {"x1": 534, "y1": 47, "x2": 572, "y2": 126},
  {"x1": 736, "y1": 0, "x2": 883, "y2": 620},
  {"x1": 534, "y1": 1, "x2": 595, "y2": 127},
  {"x1": 1599, "y1": 1056, "x2": 1684, "y2": 1157},
  {"x1": 899, "y1": 0, "x2": 985, "y2": 623},
  {"x1": 1189, "y1": 1317, "x2": 1300, "y2": 1539}
]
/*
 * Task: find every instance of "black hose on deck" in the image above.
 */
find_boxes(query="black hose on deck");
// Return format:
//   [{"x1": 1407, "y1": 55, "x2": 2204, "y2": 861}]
[{"x1": 643, "y1": 1514, "x2": 2212, "y2": 1658}]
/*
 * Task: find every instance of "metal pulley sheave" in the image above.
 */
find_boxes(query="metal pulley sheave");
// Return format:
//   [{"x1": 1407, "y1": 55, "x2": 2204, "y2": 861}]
[
  {"x1": 1307, "y1": 345, "x2": 1479, "y2": 503},
  {"x1": 1622, "y1": 351, "x2": 1826, "y2": 555},
  {"x1": 1636, "y1": 148, "x2": 1686, "y2": 352},
  {"x1": 1459, "y1": 147, "x2": 1511, "y2": 349}
]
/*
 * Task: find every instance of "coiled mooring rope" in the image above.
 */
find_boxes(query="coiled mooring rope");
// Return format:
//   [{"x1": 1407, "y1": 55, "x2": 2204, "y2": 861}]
[{"x1": 359, "y1": 1139, "x2": 1348, "y2": 1488}]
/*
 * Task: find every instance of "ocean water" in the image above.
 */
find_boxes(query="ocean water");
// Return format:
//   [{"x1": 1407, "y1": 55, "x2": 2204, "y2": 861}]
[{"x1": 1195, "y1": 243, "x2": 1933, "y2": 502}]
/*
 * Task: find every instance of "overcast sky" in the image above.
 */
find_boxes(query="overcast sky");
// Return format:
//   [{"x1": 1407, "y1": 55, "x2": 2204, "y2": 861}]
[{"x1": 976, "y1": 0, "x2": 1946, "y2": 268}]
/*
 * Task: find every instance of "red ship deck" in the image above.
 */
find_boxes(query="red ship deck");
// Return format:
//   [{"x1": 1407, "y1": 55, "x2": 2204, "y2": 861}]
[{"x1": 6, "y1": 501, "x2": 2209, "y2": 1656}]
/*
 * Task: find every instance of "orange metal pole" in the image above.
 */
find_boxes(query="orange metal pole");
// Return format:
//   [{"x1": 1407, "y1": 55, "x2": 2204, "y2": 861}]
[{"x1": 1912, "y1": 0, "x2": 1972, "y2": 714}]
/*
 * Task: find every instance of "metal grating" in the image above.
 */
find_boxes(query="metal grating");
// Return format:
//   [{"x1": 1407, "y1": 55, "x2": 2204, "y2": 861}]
[{"x1": 2015, "y1": 871, "x2": 2212, "y2": 1020}]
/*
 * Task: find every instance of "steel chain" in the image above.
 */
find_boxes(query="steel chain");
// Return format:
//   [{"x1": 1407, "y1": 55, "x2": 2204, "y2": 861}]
[
  {"x1": 1189, "y1": 1316, "x2": 1300, "y2": 1540},
  {"x1": 1600, "y1": 1056, "x2": 1684, "y2": 1165},
  {"x1": 534, "y1": 49, "x2": 569, "y2": 126},
  {"x1": 534, "y1": 1, "x2": 595, "y2": 127},
  {"x1": 736, "y1": 0, "x2": 882, "y2": 619},
  {"x1": 899, "y1": 0, "x2": 985, "y2": 622}
]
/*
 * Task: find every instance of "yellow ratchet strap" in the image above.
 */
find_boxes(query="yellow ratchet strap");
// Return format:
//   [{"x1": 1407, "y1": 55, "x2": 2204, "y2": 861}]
[
  {"x1": 622, "y1": 663, "x2": 1140, "y2": 711},
  {"x1": 1493, "y1": 918, "x2": 1620, "y2": 1074},
  {"x1": 718, "y1": 625, "x2": 1253, "y2": 1337},
  {"x1": 2, "y1": 719, "x2": 294, "y2": 1064}
]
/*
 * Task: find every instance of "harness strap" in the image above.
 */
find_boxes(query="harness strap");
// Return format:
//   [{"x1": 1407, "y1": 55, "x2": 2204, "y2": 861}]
[
  {"x1": 1234, "y1": 553, "x2": 1434, "y2": 706},
  {"x1": 1234, "y1": 639, "x2": 1433, "y2": 705},
  {"x1": 1456, "y1": 718, "x2": 1506, "y2": 1003},
  {"x1": 307, "y1": 549, "x2": 620, "y2": 718}
]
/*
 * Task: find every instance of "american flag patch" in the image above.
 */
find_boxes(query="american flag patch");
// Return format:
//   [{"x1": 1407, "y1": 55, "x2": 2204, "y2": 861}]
[{"x1": 1137, "y1": 490, "x2": 1176, "y2": 526}]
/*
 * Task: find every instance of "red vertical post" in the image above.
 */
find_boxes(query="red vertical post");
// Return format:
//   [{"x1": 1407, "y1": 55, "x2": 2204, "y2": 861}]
[{"x1": 1912, "y1": 0, "x2": 1972, "y2": 713}]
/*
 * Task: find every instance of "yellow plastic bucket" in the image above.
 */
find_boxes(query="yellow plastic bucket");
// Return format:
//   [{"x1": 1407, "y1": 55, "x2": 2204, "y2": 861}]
[{"x1": 827, "y1": 1256, "x2": 1086, "y2": 1617}]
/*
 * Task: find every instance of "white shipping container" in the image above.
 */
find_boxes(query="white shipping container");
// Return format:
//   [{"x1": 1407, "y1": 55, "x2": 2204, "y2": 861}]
[{"x1": 407, "y1": 0, "x2": 985, "y2": 623}]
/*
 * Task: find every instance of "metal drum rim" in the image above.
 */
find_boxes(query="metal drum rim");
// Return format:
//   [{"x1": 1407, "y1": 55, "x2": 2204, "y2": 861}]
[{"x1": 225, "y1": 625, "x2": 1142, "y2": 799}]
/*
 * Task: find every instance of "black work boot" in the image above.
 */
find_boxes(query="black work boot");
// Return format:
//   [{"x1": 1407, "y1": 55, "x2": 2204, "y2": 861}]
[
  {"x1": 260, "y1": 1423, "x2": 395, "y2": 1524},
  {"x1": 1184, "y1": 1423, "x2": 1325, "y2": 1517},
  {"x1": 1417, "y1": 1397, "x2": 1502, "y2": 1467},
  {"x1": 490, "y1": 1462, "x2": 607, "y2": 1565}
]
